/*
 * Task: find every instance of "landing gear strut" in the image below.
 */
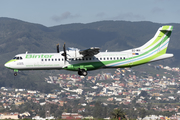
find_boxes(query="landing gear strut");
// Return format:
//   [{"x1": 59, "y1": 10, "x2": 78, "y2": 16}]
[{"x1": 78, "y1": 69, "x2": 88, "y2": 76}]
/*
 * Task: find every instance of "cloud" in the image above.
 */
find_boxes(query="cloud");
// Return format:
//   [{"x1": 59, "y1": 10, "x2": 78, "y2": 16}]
[
  {"x1": 112, "y1": 12, "x2": 145, "y2": 21},
  {"x1": 52, "y1": 12, "x2": 80, "y2": 22}
]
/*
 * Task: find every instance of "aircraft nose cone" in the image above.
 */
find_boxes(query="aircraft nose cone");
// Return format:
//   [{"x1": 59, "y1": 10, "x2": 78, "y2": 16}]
[{"x1": 4, "y1": 62, "x2": 10, "y2": 68}]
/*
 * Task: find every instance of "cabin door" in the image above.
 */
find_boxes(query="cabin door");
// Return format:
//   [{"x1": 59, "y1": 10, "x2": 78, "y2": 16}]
[{"x1": 128, "y1": 49, "x2": 134, "y2": 66}]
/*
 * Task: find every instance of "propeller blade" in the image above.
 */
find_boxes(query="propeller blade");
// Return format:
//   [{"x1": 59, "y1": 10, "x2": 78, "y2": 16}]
[
  {"x1": 63, "y1": 43, "x2": 67, "y2": 61},
  {"x1": 63, "y1": 43, "x2": 66, "y2": 53},
  {"x1": 57, "y1": 44, "x2": 59, "y2": 53},
  {"x1": 61, "y1": 43, "x2": 67, "y2": 62}
]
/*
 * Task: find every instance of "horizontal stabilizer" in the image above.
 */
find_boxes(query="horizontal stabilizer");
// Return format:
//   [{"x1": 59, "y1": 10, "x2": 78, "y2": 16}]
[
  {"x1": 160, "y1": 25, "x2": 173, "y2": 31},
  {"x1": 150, "y1": 53, "x2": 173, "y2": 62}
]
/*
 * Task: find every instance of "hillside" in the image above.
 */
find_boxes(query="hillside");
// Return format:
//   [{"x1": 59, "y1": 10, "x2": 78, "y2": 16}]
[
  {"x1": 1, "y1": 18, "x2": 180, "y2": 64},
  {"x1": 0, "y1": 17, "x2": 179, "y2": 90}
]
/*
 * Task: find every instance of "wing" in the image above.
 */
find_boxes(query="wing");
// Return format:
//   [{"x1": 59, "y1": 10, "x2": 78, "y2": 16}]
[{"x1": 79, "y1": 47, "x2": 100, "y2": 56}]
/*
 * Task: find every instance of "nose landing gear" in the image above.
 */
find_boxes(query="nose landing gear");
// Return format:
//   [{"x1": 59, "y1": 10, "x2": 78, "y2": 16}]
[{"x1": 14, "y1": 69, "x2": 18, "y2": 76}]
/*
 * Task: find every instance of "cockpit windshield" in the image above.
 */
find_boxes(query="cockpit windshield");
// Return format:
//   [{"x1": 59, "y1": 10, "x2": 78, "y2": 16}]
[{"x1": 13, "y1": 56, "x2": 23, "y2": 60}]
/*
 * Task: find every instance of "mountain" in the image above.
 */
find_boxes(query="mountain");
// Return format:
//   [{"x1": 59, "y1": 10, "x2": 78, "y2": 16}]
[
  {"x1": 1, "y1": 18, "x2": 180, "y2": 64},
  {"x1": 0, "y1": 17, "x2": 179, "y2": 91}
]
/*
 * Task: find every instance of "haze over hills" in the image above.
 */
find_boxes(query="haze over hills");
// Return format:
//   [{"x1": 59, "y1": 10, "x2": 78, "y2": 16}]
[{"x1": 0, "y1": 17, "x2": 179, "y2": 91}]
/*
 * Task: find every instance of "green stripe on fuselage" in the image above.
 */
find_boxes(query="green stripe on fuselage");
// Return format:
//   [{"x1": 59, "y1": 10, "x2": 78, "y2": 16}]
[
  {"x1": 65, "y1": 30, "x2": 171, "y2": 71},
  {"x1": 123, "y1": 47, "x2": 167, "y2": 67}
]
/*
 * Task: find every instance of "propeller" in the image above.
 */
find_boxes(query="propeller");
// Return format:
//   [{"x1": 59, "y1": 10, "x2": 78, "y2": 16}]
[
  {"x1": 57, "y1": 44, "x2": 59, "y2": 53},
  {"x1": 61, "y1": 43, "x2": 67, "y2": 61}
]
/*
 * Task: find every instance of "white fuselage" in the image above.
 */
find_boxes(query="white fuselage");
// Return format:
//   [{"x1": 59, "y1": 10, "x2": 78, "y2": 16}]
[{"x1": 5, "y1": 50, "x2": 133, "y2": 70}]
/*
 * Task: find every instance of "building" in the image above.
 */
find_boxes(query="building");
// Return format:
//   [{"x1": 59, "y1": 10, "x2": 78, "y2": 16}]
[
  {"x1": 0, "y1": 114, "x2": 19, "y2": 119},
  {"x1": 61, "y1": 112, "x2": 83, "y2": 119},
  {"x1": 32, "y1": 116, "x2": 55, "y2": 120}
]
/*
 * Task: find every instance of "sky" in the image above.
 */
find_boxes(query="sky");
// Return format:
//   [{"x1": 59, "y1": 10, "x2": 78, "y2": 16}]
[{"x1": 0, "y1": 0, "x2": 180, "y2": 27}]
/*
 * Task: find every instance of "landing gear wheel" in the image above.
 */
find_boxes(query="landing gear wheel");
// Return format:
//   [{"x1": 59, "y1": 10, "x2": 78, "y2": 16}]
[
  {"x1": 78, "y1": 69, "x2": 88, "y2": 76},
  {"x1": 78, "y1": 71, "x2": 82, "y2": 76},
  {"x1": 82, "y1": 71, "x2": 87, "y2": 76},
  {"x1": 14, "y1": 72, "x2": 17, "y2": 76}
]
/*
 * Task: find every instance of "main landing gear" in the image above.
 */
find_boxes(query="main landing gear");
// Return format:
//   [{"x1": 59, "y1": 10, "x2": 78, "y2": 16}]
[{"x1": 78, "y1": 69, "x2": 88, "y2": 76}]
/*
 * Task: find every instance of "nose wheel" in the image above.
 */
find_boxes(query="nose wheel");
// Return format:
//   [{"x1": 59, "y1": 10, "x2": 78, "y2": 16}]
[
  {"x1": 14, "y1": 72, "x2": 17, "y2": 76},
  {"x1": 78, "y1": 69, "x2": 88, "y2": 76}
]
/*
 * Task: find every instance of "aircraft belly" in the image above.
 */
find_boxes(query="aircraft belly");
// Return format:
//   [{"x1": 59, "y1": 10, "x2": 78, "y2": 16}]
[{"x1": 65, "y1": 61, "x2": 105, "y2": 71}]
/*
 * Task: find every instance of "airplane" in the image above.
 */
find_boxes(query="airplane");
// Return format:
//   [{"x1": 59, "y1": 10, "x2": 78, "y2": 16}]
[{"x1": 4, "y1": 25, "x2": 173, "y2": 76}]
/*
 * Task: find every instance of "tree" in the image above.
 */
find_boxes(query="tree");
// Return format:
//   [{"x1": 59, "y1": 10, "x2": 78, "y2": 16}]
[
  {"x1": 111, "y1": 108, "x2": 126, "y2": 120},
  {"x1": 102, "y1": 106, "x2": 108, "y2": 118},
  {"x1": 93, "y1": 101, "x2": 103, "y2": 118},
  {"x1": 139, "y1": 90, "x2": 149, "y2": 97},
  {"x1": 139, "y1": 108, "x2": 146, "y2": 119}
]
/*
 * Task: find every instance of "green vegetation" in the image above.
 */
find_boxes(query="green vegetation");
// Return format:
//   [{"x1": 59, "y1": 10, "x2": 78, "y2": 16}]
[{"x1": 111, "y1": 108, "x2": 126, "y2": 120}]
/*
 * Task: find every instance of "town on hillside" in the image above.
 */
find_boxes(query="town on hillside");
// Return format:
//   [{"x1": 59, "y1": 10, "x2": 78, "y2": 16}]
[{"x1": 1, "y1": 63, "x2": 180, "y2": 119}]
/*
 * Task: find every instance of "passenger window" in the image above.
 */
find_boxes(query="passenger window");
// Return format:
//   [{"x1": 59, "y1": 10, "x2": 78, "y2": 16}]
[
  {"x1": 120, "y1": 57, "x2": 122, "y2": 59},
  {"x1": 104, "y1": 58, "x2": 106, "y2": 60},
  {"x1": 124, "y1": 57, "x2": 125, "y2": 59},
  {"x1": 48, "y1": 59, "x2": 50, "y2": 61},
  {"x1": 117, "y1": 57, "x2": 119, "y2": 60},
  {"x1": 52, "y1": 59, "x2": 53, "y2": 61},
  {"x1": 55, "y1": 59, "x2": 57, "y2": 61},
  {"x1": 20, "y1": 57, "x2": 23, "y2": 60},
  {"x1": 100, "y1": 58, "x2": 102, "y2": 60},
  {"x1": 58, "y1": 59, "x2": 60, "y2": 61},
  {"x1": 42, "y1": 59, "x2": 43, "y2": 61},
  {"x1": 45, "y1": 59, "x2": 47, "y2": 61},
  {"x1": 89, "y1": 58, "x2": 91, "y2": 60},
  {"x1": 107, "y1": 58, "x2": 109, "y2": 60}
]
